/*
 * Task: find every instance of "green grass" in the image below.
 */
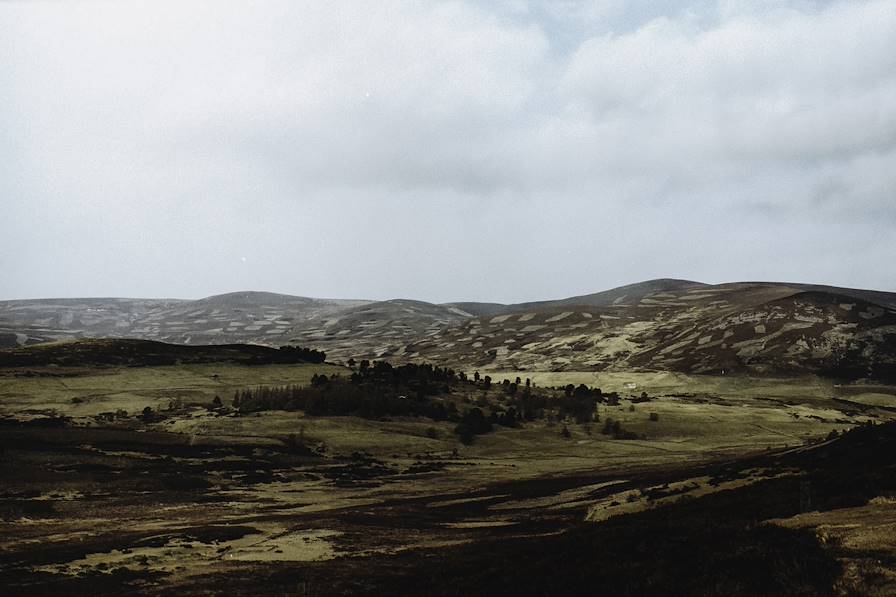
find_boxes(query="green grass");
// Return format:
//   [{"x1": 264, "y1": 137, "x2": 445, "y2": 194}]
[
  {"x1": 0, "y1": 363, "x2": 346, "y2": 416},
  {"x1": 483, "y1": 370, "x2": 844, "y2": 401},
  {"x1": 2, "y1": 363, "x2": 891, "y2": 479}
]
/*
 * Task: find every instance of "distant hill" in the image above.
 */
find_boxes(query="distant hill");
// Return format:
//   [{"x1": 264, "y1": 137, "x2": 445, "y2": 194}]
[
  {"x1": 409, "y1": 282, "x2": 896, "y2": 379},
  {"x1": 288, "y1": 299, "x2": 472, "y2": 349},
  {"x1": 3, "y1": 279, "x2": 896, "y2": 378},
  {"x1": 508, "y1": 278, "x2": 707, "y2": 311},
  {"x1": 449, "y1": 279, "x2": 706, "y2": 316},
  {"x1": 0, "y1": 292, "x2": 369, "y2": 349}
]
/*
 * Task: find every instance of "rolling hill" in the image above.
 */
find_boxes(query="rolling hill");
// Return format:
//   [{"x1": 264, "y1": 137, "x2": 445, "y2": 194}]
[
  {"x1": 0, "y1": 292, "x2": 369, "y2": 349},
  {"x1": 451, "y1": 278, "x2": 708, "y2": 316},
  {"x1": 2, "y1": 280, "x2": 896, "y2": 378},
  {"x1": 407, "y1": 283, "x2": 896, "y2": 377}
]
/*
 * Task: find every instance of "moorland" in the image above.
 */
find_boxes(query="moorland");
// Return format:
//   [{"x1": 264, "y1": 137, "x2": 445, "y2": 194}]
[{"x1": 2, "y1": 279, "x2": 896, "y2": 595}]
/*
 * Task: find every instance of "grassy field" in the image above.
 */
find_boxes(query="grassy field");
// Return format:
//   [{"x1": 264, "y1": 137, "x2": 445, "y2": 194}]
[
  {"x1": 2, "y1": 363, "x2": 890, "y2": 473},
  {"x1": 485, "y1": 369, "x2": 843, "y2": 401},
  {"x1": 0, "y1": 363, "x2": 345, "y2": 417},
  {"x1": 2, "y1": 363, "x2": 884, "y2": 466},
  {"x1": 3, "y1": 362, "x2": 896, "y2": 595}
]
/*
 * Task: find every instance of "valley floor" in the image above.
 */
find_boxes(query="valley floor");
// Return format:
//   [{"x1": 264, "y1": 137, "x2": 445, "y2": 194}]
[{"x1": 2, "y1": 364, "x2": 896, "y2": 595}]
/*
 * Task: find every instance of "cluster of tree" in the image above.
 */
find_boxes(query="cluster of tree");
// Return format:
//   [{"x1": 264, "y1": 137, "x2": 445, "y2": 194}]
[
  {"x1": 454, "y1": 408, "x2": 493, "y2": 445},
  {"x1": 562, "y1": 383, "x2": 600, "y2": 399},
  {"x1": 510, "y1": 390, "x2": 546, "y2": 421},
  {"x1": 231, "y1": 360, "x2": 488, "y2": 425},
  {"x1": 503, "y1": 383, "x2": 609, "y2": 423},
  {"x1": 273, "y1": 345, "x2": 326, "y2": 363},
  {"x1": 491, "y1": 406, "x2": 521, "y2": 428},
  {"x1": 233, "y1": 380, "x2": 459, "y2": 420},
  {"x1": 557, "y1": 385, "x2": 603, "y2": 423},
  {"x1": 602, "y1": 417, "x2": 639, "y2": 440},
  {"x1": 310, "y1": 373, "x2": 334, "y2": 387},
  {"x1": 349, "y1": 360, "x2": 458, "y2": 398},
  {"x1": 560, "y1": 384, "x2": 621, "y2": 405},
  {"x1": 231, "y1": 364, "x2": 644, "y2": 444},
  {"x1": 471, "y1": 371, "x2": 492, "y2": 390},
  {"x1": 495, "y1": 376, "x2": 532, "y2": 397}
]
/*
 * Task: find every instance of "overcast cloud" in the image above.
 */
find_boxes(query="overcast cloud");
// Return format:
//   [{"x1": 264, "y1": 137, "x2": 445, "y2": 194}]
[{"x1": 2, "y1": 0, "x2": 895, "y2": 302}]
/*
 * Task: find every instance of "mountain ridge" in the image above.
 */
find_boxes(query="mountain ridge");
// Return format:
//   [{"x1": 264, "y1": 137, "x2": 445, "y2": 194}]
[{"x1": 3, "y1": 279, "x2": 895, "y2": 378}]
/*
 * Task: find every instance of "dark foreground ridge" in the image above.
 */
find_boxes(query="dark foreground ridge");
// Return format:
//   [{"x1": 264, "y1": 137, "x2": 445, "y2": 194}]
[
  {"x1": 0, "y1": 338, "x2": 326, "y2": 368},
  {"x1": 3, "y1": 415, "x2": 895, "y2": 596},
  {"x1": 163, "y1": 422, "x2": 894, "y2": 597}
]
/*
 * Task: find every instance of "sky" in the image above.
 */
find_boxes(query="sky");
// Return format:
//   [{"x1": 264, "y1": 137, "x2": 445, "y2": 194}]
[{"x1": 2, "y1": 0, "x2": 895, "y2": 303}]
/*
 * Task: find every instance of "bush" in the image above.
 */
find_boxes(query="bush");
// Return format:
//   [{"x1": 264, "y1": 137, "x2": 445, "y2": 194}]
[{"x1": 649, "y1": 412, "x2": 659, "y2": 422}]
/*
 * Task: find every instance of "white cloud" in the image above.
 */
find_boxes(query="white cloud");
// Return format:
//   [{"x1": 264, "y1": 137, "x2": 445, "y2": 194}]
[
  {"x1": 557, "y1": 1, "x2": 896, "y2": 206},
  {"x1": 1, "y1": 1, "x2": 894, "y2": 301}
]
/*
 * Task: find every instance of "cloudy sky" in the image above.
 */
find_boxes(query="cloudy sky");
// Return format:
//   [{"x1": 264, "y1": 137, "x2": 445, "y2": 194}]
[{"x1": 2, "y1": 1, "x2": 894, "y2": 303}]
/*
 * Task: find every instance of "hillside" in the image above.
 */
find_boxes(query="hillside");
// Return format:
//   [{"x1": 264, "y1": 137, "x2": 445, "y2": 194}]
[
  {"x1": 450, "y1": 278, "x2": 705, "y2": 316},
  {"x1": 285, "y1": 299, "x2": 473, "y2": 359},
  {"x1": 0, "y1": 292, "x2": 369, "y2": 349},
  {"x1": 503, "y1": 278, "x2": 707, "y2": 312},
  {"x1": 0, "y1": 298, "x2": 187, "y2": 347},
  {"x1": 409, "y1": 283, "x2": 896, "y2": 378},
  {"x1": 0, "y1": 338, "x2": 325, "y2": 368},
  {"x1": 2, "y1": 280, "x2": 896, "y2": 378}
]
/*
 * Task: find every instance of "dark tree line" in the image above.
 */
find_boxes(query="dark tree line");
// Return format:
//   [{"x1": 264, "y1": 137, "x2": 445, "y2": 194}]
[
  {"x1": 454, "y1": 408, "x2": 492, "y2": 445},
  {"x1": 232, "y1": 364, "x2": 634, "y2": 444},
  {"x1": 273, "y1": 345, "x2": 326, "y2": 363},
  {"x1": 234, "y1": 381, "x2": 459, "y2": 420},
  {"x1": 503, "y1": 383, "x2": 612, "y2": 424},
  {"x1": 233, "y1": 360, "x2": 460, "y2": 420},
  {"x1": 349, "y1": 360, "x2": 458, "y2": 396}
]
